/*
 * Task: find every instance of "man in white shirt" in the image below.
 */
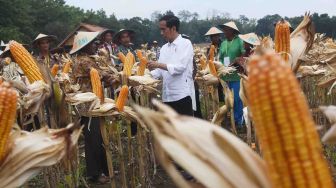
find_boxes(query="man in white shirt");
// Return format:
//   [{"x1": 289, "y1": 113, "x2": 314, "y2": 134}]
[{"x1": 148, "y1": 15, "x2": 195, "y2": 116}]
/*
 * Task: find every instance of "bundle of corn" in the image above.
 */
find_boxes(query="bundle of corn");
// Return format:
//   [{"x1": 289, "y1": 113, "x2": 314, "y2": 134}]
[
  {"x1": 275, "y1": 20, "x2": 291, "y2": 62},
  {"x1": 0, "y1": 123, "x2": 82, "y2": 188},
  {"x1": 90, "y1": 68, "x2": 104, "y2": 103},
  {"x1": 134, "y1": 100, "x2": 271, "y2": 188},
  {"x1": 246, "y1": 52, "x2": 334, "y2": 188},
  {"x1": 61, "y1": 55, "x2": 73, "y2": 74},
  {"x1": 22, "y1": 80, "x2": 51, "y2": 115},
  {"x1": 9, "y1": 41, "x2": 44, "y2": 83}
]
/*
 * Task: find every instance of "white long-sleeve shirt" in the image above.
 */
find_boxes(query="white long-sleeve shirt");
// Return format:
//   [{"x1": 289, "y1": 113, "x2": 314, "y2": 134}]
[{"x1": 151, "y1": 34, "x2": 196, "y2": 110}]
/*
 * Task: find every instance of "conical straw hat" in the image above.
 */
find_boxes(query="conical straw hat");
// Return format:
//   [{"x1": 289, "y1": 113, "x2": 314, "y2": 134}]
[
  {"x1": 204, "y1": 27, "x2": 223, "y2": 36},
  {"x1": 69, "y1": 31, "x2": 100, "y2": 55},
  {"x1": 238, "y1": 33, "x2": 260, "y2": 46}
]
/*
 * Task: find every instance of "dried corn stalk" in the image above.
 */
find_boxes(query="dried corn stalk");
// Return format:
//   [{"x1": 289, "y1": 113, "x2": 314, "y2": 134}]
[{"x1": 135, "y1": 100, "x2": 272, "y2": 188}]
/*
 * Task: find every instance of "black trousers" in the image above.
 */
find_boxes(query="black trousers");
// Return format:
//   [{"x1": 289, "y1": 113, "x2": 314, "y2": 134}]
[
  {"x1": 164, "y1": 96, "x2": 193, "y2": 116},
  {"x1": 81, "y1": 117, "x2": 109, "y2": 178},
  {"x1": 193, "y1": 83, "x2": 203, "y2": 119}
]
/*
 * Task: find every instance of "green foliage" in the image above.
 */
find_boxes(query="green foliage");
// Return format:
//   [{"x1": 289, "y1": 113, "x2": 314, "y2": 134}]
[{"x1": 0, "y1": 0, "x2": 335, "y2": 47}]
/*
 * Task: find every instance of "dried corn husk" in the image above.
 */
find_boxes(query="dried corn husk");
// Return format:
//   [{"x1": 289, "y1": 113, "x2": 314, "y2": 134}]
[
  {"x1": 135, "y1": 100, "x2": 272, "y2": 188},
  {"x1": 0, "y1": 123, "x2": 82, "y2": 188},
  {"x1": 22, "y1": 80, "x2": 51, "y2": 115}
]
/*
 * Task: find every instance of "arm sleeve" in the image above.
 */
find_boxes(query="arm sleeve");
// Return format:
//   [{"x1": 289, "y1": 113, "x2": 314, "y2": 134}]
[{"x1": 166, "y1": 41, "x2": 193, "y2": 76}]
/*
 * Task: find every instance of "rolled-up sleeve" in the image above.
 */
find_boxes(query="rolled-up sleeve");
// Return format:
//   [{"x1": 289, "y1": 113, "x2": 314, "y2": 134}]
[{"x1": 166, "y1": 42, "x2": 193, "y2": 76}]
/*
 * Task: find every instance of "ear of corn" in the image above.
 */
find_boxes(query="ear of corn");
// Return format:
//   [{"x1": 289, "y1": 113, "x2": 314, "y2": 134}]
[
  {"x1": 0, "y1": 82, "x2": 17, "y2": 165},
  {"x1": 90, "y1": 68, "x2": 104, "y2": 103},
  {"x1": 137, "y1": 57, "x2": 148, "y2": 76},
  {"x1": 127, "y1": 51, "x2": 135, "y2": 66},
  {"x1": 275, "y1": 20, "x2": 290, "y2": 62},
  {"x1": 246, "y1": 53, "x2": 333, "y2": 188},
  {"x1": 209, "y1": 45, "x2": 215, "y2": 61},
  {"x1": 9, "y1": 41, "x2": 44, "y2": 83},
  {"x1": 50, "y1": 64, "x2": 59, "y2": 77},
  {"x1": 136, "y1": 50, "x2": 148, "y2": 76},
  {"x1": 123, "y1": 52, "x2": 134, "y2": 77},
  {"x1": 116, "y1": 85, "x2": 129, "y2": 112},
  {"x1": 209, "y1": 60, "x2": 217, "y2": 77},
  {"x1": 118, "y1": 52, "x2": 127, "y2": 64},
  {"x1": 200, "y1": 56, "x2": 207, "y2": 70},
  {"x1": 62, "y1": 61, "x2": 72, "y2": 73}
]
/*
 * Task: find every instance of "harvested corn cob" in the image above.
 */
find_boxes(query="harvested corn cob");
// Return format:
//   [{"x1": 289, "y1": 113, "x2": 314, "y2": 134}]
[
  {"x1": 0, "y1": 82, "x2": 17, "y2": 164},
  {"x1": 123, "y1": 54, "x2": 133, "y2": 77},
  {"x1": 126, "y1": 51, "x2": 135, "y2": 66},
  {"x1": 209, "y1": 45, "x2": 215, "y2": 61},
  {"x1": 275, "y1": 20, "x2": 290, "y2": 62},
  {"x1": 136, "y1": 50, "x2": 148, "y2": 76},
  {"x1": 208, "y1": 60, "x2": 217, "y2": 77},
  {"x1": 118, "y1": 52, "x2": 127, "y2": 64},
  {"x1": 62, "y1": 61, "x2": 72, "y2": 73},
  {"x1": 9, "y1": 41, "x2": 44, "y2": 83},
  {"x1": 116, "y1": 85, "x2": 129, "y2": 112},
  {"x1": 136, "y1": 50, "x2": 143, "y2": 60},
  {"x1": 90, "y1": 68, "x2": 104, "y2": 103},
  {"x1": 246, "y1": 53, "x2": 333, "y2": 188},
  {"x1": 137, "y1": 57, "x2": 148, "y2": 76},
  {"x1": 50, "y1": 64, "x2": 59, "y2": 77},
  {"x1": 200, "y1": 56, "x2": 207, "y2": 70}
]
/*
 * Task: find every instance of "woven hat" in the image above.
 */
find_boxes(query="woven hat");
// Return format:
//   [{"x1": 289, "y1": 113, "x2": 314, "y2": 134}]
[
  {"x1": 153, "y1": 40, "x2": 158, "y2": 44},
  {"x1": 69, "y1": 31, "x2": 100, "y2": 55},
  {"x1": 32, "y1": 33, "x2": 57, "y2": 46},
  {"x1": 219, "y1": 21, "x2": 240, "y2": 33},
  {"x1": 112, "y1": 29, "x2": 135, "y2": 44},
  {"x1": 238, "y1": 33, "x2": 260, "y2": 46},
  {"x1": 204, "y1": 27, "x2": 223, "y2": 36},
  {"x1": 100, "y1": 29, "x2": 115, "y2": 39}
]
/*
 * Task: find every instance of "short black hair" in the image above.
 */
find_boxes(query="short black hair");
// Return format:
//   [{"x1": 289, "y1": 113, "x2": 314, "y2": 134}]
[{"x1": 159, "y1": 15, "x2": 180, "y2": 32}]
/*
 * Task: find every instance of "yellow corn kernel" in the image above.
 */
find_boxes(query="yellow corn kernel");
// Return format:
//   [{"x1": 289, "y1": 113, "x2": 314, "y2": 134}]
[
  {"x1": 209, "y1": 45, "x2": 215, "y2": 61},
  {"x1": 208, "y1": 60, "x2": 217, "y2": 77},
  {"x1": 50, "y1": 64, "x2": 59, "y2": 77},
  {"x1": 275, "y1": 20, "x2": 290, "y2": 62}
]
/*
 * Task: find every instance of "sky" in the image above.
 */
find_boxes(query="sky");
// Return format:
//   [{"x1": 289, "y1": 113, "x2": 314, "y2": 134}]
[{"x1": 65, "y1": 0, "x2": 336, "y2": 19}]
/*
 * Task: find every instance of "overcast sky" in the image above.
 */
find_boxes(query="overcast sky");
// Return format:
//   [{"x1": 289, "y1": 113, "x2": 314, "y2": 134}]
[{"x1": 65, "y1": 0, "x2": 336, "y2": 19}]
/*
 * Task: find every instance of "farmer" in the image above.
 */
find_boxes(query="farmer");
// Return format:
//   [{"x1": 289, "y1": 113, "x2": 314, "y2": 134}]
[
  {"x1": 148, "y1": 14, "x2": 195, "y2": 116},
  {"x1": 232, "y1": 33, "x2": 261, "y2": 75},
  {"x1": 113, "y1": 29, "x2": 136, "y2": 65},
  {"x1": 205, "y1": 26, "x2": 223, "y2": 61},
  {"x1": 33, "y1": 33, "x2": 58, "y2": 68},
  {"x1": 69, "y1": 31, "x2": 118, "y2": 184},
  {"x1": 150, "y1": 40, "x2": 161, "y2": 60},
  {"x1": 218, "y1": 21, "x2": 245, "y2": 127},
  {"x1": 99, "y1": 29, "x2": 116, "y2": 65}
]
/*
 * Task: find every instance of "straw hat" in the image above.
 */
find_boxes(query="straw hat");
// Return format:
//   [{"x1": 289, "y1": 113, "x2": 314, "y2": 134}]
[
  {"x1": 238, "y1": 33, "x2": 260, "y2": 46},
  {"x1": 204, "y1": 27, "x2": 223, "y2": 36},
  {"x1": 100, "y1": 29, "x2": 115, "y2": 39},
  {"x1": 153, "y1": 40, "x2": 158, "y2": 44},
  {"x1": 219, "y1": 21, "x2": 240, "y2": 33},
  {"x1": 69, "y1": 31, "x2": 100, "y2": 55},
  {"x1": 32, "y1": 33, "x2": 57, "y2": 46},
  {"x1": 112, "y1": 29, "x2": 135, "y2": 44}
]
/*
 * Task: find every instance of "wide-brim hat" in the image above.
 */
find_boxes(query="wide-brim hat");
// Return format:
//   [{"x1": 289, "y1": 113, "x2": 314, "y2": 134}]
[
  {"x1": 153, "y1": 40, "x2": 158, "y2": 44},
  {"x1": 32, "y1": 33, "x2": 57, "y2": 46},
  {"x1": 112, "y1": 29, "x2": 135, "y2": 44},
  {"x1": 204, "y1": 27, "x2": 223, "y2": 36},
  {"x1": 238, "y1": 33, "x2": 260, "y2": 46},
  {"x1": 219, "y1": 21, "x2": 240, "y2": 33},
  {"x1": 69, "y1": 31, "x2": 100, "y2": 55},
  {"x1": 100, "y1": 29, "x2": 115, "y2": 38}
]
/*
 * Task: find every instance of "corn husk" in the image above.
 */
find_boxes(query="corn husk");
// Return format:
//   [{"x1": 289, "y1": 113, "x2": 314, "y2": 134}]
[
  {"x1": 22, "y1": 80, "x2": 51, "y2": 115},
  {"x1": 135, "y1": 100, "x2": 272, "y2": 188},
  {"x1": 321, "y1": 106, "x2": 336, "y2": 144},
  {"x1": 0, "y1": 123, "x2": 82, "y2": 188}
]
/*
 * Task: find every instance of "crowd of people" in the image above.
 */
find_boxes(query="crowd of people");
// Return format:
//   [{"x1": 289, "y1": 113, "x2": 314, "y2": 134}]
[{"x1": 0, "y1": 14, "x2": 263, "y2": 184}]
